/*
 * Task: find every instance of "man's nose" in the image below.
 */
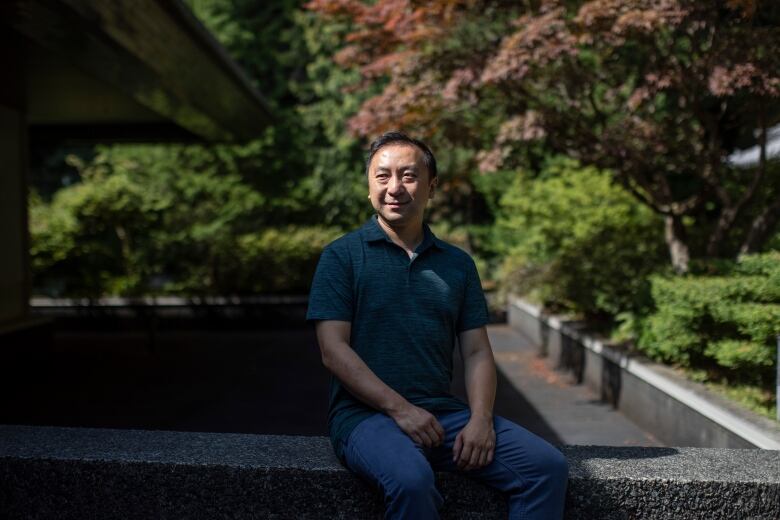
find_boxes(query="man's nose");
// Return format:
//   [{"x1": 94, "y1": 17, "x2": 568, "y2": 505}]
[{"x1": 387, "y1": 175, "x2": 405, "y2": 195}]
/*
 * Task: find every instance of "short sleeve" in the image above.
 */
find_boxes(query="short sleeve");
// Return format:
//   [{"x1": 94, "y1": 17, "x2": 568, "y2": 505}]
[
  {"x1": 306, "y1": 245, "x2": 353, "y2": 322},
  {"x1": 456, "y1": 258, "x2": 489, "y2": 333}
]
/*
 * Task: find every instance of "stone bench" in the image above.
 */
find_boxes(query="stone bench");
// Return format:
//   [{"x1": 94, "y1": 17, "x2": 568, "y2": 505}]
[{"x1": 1, "y1": 425, "x2": 778, "y2": 519}]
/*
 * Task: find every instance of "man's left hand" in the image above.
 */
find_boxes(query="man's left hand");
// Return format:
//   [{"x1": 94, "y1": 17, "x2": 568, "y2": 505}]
[{"x1": 452, "y1": 415, "x2": 495, "y2": 471}]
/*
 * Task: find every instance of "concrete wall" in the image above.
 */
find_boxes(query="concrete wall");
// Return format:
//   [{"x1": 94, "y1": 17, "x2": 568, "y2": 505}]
[
  {"x1": 1, "y1": 425, "x2": 778, "y2": 520},
  {"x1": 0, "y1": 104, "x2": 28, "y2": 329},
  {"x1": 508, "y1": 297, "x2": 780, "y2": 450}
]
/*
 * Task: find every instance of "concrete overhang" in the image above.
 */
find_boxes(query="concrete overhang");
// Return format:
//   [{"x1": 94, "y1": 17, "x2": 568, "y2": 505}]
[{"x1": 2, "y1": 0, "x2": 273, "y2": 143}]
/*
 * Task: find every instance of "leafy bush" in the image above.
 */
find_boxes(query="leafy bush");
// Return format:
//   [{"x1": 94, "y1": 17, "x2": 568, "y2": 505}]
[
  {"x1": 490, "y1": 156, "x2": 667, "y2": 320},
  {"x1": 637, "y1": 252, "x2": 780, "y2": 383},
  {"x1": 29, "y1": 145, "x2": 341, "y2": 297},
  {"x1": 186, "y1": 226, "x2": 342, "y2": 294}
]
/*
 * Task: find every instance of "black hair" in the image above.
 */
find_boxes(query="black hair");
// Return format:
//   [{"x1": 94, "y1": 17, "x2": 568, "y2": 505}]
[{"x1": 365, "y1": 131, "x2": 438, "y2": 180}]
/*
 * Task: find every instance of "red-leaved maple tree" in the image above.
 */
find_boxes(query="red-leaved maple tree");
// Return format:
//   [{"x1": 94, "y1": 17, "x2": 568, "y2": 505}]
[{"x1": 308, "y1": 0, "x2": 780, "y2": 272}]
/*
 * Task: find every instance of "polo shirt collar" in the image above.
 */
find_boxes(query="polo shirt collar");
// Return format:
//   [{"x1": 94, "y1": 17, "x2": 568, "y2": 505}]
[{"x1": 362, "y1": 214, "x2": 445, "y2": 252}]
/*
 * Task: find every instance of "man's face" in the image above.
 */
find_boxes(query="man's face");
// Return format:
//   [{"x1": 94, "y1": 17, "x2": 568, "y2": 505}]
[{"x1": 367, "y1": 143, "x2": 437, "y2": 227}]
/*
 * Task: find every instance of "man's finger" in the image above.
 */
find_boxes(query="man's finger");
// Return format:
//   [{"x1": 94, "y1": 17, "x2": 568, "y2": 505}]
[
  {"x1": 432, "y1": 419, "x2": 445, "y2": 442},
  {"x1": 487, "y1": 448, "x2": 494, "y2": 465},
  {"x1": 468, "y1": 444, "x2": 482, "y2": 469},
  {"x1": 478, "y1": 448, "x2": 489, "y2": 468},
  {"x1": 423, "y1": 423, "x2": 440, "y2": 446},
  {"x1": 458, "y1": 442, "x2": 473, "y2": 469},
  {"x1": 418, "y1": 428, "x2": 435, "y2": 447},
  {"x1": 452, "y1": 433, "x2": 462, "y2": 462}
]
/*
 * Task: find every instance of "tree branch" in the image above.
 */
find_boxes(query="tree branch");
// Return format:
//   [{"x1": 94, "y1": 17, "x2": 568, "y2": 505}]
[
  {"x1": 739, "y1": 196, "x2": 780, "y2": 255},
  {"x1": 707, "y1": 110, "x2": 768, "y2": 256}
]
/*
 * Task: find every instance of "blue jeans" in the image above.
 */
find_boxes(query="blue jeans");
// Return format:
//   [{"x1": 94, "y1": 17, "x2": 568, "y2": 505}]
[{"x1": 343, "y1": 409, "x2": 568, "y2": 520}]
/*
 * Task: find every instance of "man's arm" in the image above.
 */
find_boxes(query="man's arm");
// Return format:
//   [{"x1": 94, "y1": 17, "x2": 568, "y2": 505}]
[
  {"x1": 453, "y1": 326, "x2": 497, "y2": 470},
  {"x1": 315, "y1": 320, "x2": 445, "y2": 447}
]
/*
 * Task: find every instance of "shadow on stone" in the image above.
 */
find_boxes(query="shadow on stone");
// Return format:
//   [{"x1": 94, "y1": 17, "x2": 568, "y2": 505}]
[
  {"x1": 601, "y1": 356, "x2": 622, "y2": 407},
  {"x1": 559, "y1": 326, "x2": 585, "y2": 384}
]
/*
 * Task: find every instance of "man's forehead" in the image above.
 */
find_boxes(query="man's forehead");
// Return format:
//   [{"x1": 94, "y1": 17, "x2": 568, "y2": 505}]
[{"x1": 371, "y1": 143, "x2": 425, "y2": 168}]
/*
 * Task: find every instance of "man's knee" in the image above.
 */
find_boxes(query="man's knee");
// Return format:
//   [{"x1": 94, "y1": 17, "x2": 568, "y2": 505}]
[
  {"x1": 543, "y1": 447, "x2": 569, "y2": 484},
  {"x1": 387, "y1": 460, "x2": 437, "y2": 498},
  {"x1": 493, "y1": 419, "x2": 569, "y2": 488}
]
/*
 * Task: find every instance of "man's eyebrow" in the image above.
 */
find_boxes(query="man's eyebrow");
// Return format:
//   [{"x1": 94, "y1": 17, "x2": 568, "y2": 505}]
[
  {"x1": 374, "y1": 164, "x2": 418, "y2": 171},
  {"x1": 386, "y1": 164, "x2": 418, "y2": 171}
]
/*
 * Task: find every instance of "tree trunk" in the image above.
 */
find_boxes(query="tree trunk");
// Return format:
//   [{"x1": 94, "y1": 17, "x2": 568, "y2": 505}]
[
  {"x1": 706, "y1": 207, "x2": 736, "y2": 258},
  {"x1": 715, "y1": 114, "x2": 769, "y2": 258},
  {"x1": 665, "y1": 214, "x2": 690, "y2": 273},
  {"x1": 740, "y1": 197, "x2": 780, "y2": 255},
  {"x1": 115, "y1": 224, "x2": 133, "y2": 279}
]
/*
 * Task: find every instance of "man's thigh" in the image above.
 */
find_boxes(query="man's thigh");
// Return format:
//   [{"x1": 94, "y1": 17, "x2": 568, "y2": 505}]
[{"x1": 342, "y1": 413, "x2": 436, "y2": 492}]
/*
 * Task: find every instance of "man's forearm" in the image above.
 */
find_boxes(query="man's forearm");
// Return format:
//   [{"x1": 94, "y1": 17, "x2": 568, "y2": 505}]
[
  {"x1": 322, "y1": 340, "x2": 409, "y2": 415},
  {"x1": 463, "y1": 348, "x2": 497, "y2": 419},
  {"x1": 317, "y1": 322, "x2": 446, "y2": 448}
]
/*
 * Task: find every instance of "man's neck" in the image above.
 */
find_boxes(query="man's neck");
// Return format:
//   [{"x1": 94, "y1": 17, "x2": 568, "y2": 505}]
[{"x1": 376, "y1": 215, "x2": 424, "y2": 255}]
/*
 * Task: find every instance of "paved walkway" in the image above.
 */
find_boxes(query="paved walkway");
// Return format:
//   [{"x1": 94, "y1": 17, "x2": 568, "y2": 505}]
[{"x1": 481, "y1": 324, "x2": 659, "y2": 447}]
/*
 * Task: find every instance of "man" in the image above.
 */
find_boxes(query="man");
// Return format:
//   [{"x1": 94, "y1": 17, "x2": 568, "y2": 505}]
[{"x1": 306, "y1": 131, "x2": 568, "y2": 519}]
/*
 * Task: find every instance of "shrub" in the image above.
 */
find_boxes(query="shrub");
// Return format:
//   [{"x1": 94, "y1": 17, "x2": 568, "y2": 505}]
[
  {"x1": 29, "y1": 145, "x2": 342, "y2": 297},
  {"x1": 637, "y1": 252, "x2": 780, "y2": 383},
  {"x1": 491, "y1": 156, "x2": 667, "y2": 320},
  {"x1": 212, "y1": 226, "x2": 342, "y2": 294}
]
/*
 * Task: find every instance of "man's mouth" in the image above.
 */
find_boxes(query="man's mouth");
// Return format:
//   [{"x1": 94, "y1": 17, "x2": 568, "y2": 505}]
[{"x1": 385, "y1": 201, "x2": 408, "y2": 206}]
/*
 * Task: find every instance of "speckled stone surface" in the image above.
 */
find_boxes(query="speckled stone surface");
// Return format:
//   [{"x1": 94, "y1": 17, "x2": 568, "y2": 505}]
[
  {"x1": 563, "y1": 445, "x2": 780, "y2": 519},
  {"x1": 1, "y1": 425, "x2": 779, "y2": 519}
]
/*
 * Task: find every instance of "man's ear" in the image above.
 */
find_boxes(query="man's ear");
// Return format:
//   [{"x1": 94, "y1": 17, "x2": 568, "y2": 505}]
[{"x1": 429, "y1": 177, "x2": 438, "y2": 198}]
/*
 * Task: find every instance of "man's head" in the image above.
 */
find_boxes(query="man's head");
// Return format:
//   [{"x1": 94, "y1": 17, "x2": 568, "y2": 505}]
[
  {"x1": 365, "y1": 132, "x2": 438, "y2": 228},
  {"x1": 365, "y1": 132, "x2": 437, "y2": 181}
]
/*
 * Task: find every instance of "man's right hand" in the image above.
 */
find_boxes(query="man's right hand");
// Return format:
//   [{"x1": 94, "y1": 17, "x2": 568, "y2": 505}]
[{"x1": 389, "y1": 403, "x2": 445, "y2": 448}]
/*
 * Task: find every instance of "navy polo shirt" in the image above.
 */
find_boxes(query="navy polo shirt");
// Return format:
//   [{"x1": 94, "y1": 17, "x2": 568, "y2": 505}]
[{"x1": 306, "y1": 214, "x2": 490, "y2": 460}]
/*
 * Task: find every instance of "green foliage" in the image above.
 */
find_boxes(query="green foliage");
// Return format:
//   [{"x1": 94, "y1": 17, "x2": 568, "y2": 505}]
[
  {"x1": 292, "y1": 10, "x2": 374, "y2": 228},
  {"x1": 489, "y1": 157, "x2": 667, "y2": 320},
  {"x1": 702, "y1": 376, "x2": 777, "y2": 421},
  {"x1": 31, "y1": 1, "x2": 376, "y2": 297},
  {"x1": 637, "y1": 252, "x2": 780, "y2": 383},
  {"x1": 29, "y1": 145, "x2": 340, "y2": 296},
  {"x1": 187, "y1": 0, "x2": 372, "y2": 229},
  {"x1": 186, "y1": 0, "x2": 310, "y2": 108},
  {"x1": 226, "y1": 226, "x2": 341, "y2": 293}
]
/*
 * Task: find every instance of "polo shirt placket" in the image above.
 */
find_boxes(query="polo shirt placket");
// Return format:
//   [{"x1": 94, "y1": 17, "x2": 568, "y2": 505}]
[{"x1": 364, "y1": 225, "x2": 436, "y2": 286}]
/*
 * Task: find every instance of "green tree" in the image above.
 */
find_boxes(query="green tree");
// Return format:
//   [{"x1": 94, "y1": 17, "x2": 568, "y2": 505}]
[{"x1": 187, "y1": 0, "x2": 373, "y2": 228}]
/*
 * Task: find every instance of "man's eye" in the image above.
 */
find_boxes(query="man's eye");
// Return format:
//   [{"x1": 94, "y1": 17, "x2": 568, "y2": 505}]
[{"x1": 403, "y1": 172, "x2": 417, "y2": 178}]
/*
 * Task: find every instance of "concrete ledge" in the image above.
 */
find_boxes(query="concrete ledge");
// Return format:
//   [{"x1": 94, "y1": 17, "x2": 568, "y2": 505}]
[
  {"x1": 30, "y1": 296, "x2": 309, "y2": 307},
  {"x1": 28, "y1": 296, "x2": 310, "y2": 331},
  {"x1": 2, "y1": 425, "x2": 779, "y2": 519},
  {"x1": 509, "y1": 297, "x2": 780, "y2": 450},
  {"x1": 0, "y1": 317, "x2": 51, "y2": 337}
]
